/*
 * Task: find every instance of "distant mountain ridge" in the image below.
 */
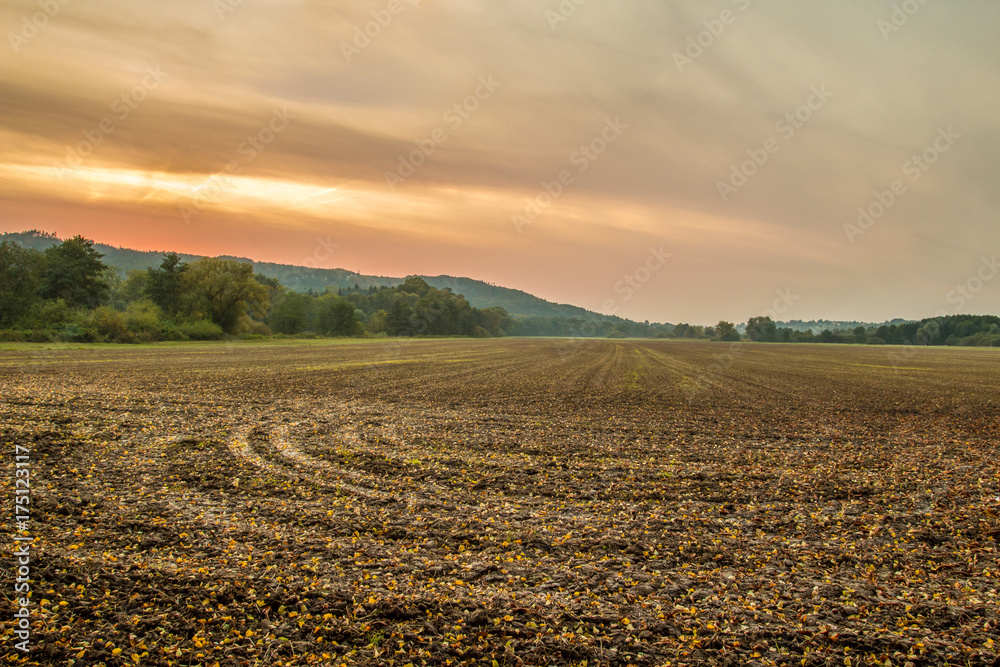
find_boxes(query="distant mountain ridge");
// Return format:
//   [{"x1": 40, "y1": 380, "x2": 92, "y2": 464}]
[{"x1": 1, "y1": 230, "x2": 598, "y2": 320}]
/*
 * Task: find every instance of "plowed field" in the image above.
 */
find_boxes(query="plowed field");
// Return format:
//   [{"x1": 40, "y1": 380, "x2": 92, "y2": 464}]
[{"x1": 2, "y1": 339, "x2": 999, "y2": 666}]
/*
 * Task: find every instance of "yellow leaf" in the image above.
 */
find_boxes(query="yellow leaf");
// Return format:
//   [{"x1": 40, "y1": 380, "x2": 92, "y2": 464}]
[{"x1": 112, "y1": 648, "x2": 122, "y2": 656}]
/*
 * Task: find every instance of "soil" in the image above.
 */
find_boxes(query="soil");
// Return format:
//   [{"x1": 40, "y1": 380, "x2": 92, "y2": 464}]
[{"x1": 1, "y1": 339, "x2": 999, "y2": 666}]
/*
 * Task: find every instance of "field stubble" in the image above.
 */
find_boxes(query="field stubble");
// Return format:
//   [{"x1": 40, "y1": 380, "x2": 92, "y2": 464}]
[{"x1": 2, "y1": 339, "x2": 999, "y2": 666}]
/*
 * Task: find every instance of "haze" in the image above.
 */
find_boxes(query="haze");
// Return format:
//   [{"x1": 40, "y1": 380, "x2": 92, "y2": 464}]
[{"x1": 1, "y1": 0, "x2": 998, "y2": 323}]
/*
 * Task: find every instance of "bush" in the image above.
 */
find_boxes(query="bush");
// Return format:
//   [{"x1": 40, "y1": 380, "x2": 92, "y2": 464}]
[
  {"x1": 37, "y1": 299, "x2": 72, "y2": 326},
  {"x1": 124, "y1": 300, "x2": 163, "y2": 340},
  {"x1": 865, "y1": 336, "x2": 886, "y2": 345},
  {"x1": 159, "y1": 322, "x2": 188, "y2": 342},
  {"x1": 88, "y1": 306, "x2": 133, "y2": 343},
  {"x1": 180, "y1": 319, "x2": 224, "y2": 340},
  {"x1": 27, "y1": 329, "x2": 52, "y2": 343},
  {"x1": 0, "y1": 330, "x2": 25, "y2": 342},
  {"x1": 957, "y1": 332, "x2": 1000, "y2": 347},
  {"x1": 241, "y1": 318, "x2": 271, "y2": 338},
  {"x1": 59, "y1": 323, "x2": 98, "y2": 343}
]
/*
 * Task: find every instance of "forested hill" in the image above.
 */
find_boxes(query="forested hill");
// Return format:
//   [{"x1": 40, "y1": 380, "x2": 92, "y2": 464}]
[{"x1": 2, "y1": 230, "x2": 593, "y2": 319}]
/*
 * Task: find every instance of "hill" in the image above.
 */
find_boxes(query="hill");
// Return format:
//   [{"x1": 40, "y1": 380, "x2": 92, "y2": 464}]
[{"x1": 1, "y1": 230, "x2": 599, "y2": 320}]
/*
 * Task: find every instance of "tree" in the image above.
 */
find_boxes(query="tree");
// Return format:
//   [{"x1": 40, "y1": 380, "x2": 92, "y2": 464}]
[
  {"x1": 318, "y1": 298, "x2": 361, "y2": 336},
  {"x1": 367, "y1": 309, "x2": 388, "y2": 334},
  {"x1": 108, "y1": 269, "x2": 148, "y2": 310},
  {"x1": 715, "y1": 320, "x2": 740, "y2": 341},
  {"x1": 399, "y1": 276, "x2": 431, "y2": 297},
  {"x1": 0, "y1": 241, "x2": 44, "y2": 326},
  {"x1": 179, "y1": 258, "x2": 270, "y2": 334},
  {"x1": 145, "y1": 253, "x2": 187, "y2": 315},
  {"x1": 385, "y1": 298, "x2": 413, "y2": 336},
  {"x1": 40, "y1": 236, "x2": 109, "y2": 308},
  {"x1": 746, "y1": 316, "x2": 777, "y2": 342},
  {"x1": 684, "y1": 325, "x2": 704, "y2": 339},
  {"x1": 475, "y1": 307, "x2": 514, "y2": 337},
  {"x1": 269, "y1": 290, "x2": 311, "y2": 334}
]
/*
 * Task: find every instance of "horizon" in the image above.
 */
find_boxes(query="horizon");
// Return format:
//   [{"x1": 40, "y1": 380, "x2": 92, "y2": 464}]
[
  {"x1": 1, "y1": 1, "x2": 998, "y2": 323},
  {"x1": 5, "y1": 227, "x2": 977, "y2": 328}
]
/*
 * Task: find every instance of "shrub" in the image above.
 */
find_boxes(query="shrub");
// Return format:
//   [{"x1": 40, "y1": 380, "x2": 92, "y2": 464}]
[
  {"x1": 958, "y1": 332, "x2": 1000, "y2": 347},
  {"x1": 0, "y1": 330, "x2": 25, "y2": 342},
  {"x1": 37, "y1": 299, "x2": 72, "y2": 326},
  {"x1": 27, "y1": 329, "x2": 52, "y2": 343},
  {"x1": 159, "y1": 322, "x2": 188, "y2": 342},
  {"x1": 180, "y1": 319, "x2": 224, "y2": 340},
  {"x1": 60, "y1": 323, "x2": 98, "y2": 343},
  {"x1": 241, "y1": 318, "x2": 271, "y2": 338},
  {"x1": 124, "y1": 300, "x2": 163, "y2": 340},
  {"x1": 88, "y1": 306, "x2": 133, "y2": 343}
]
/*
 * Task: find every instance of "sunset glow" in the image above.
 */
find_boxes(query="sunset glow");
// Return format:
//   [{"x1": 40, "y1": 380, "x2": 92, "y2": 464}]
[{"x1": 2, "y1": 0, "x2": 998, "y2": 322}]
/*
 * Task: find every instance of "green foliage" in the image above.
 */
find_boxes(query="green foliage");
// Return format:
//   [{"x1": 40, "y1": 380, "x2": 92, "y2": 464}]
[
  {"x1": 108, "y1": 269, "x2": 149, "y2": 310},
  {"x1": 59, "y1": 322, "x2": 98, "y2": 343},
  {"x1": 0, "y1": 241, "x2": 44, "y2": 326},
  {"x1": 269, "y1": 290, "x2": 312, "y2": 334},
  {"x1": 474, "y1": 306, "x2": 514, "y2": 337},
  {"x1": 385, "y1": 298, "x2": 413, "y2": 336},
  {"x1": 37, "y1": 298, "x2": 72, "y2": 326},
  {"x1": 367, "y1": 309, "x2": 388, "y2": 334},
  {"x1": 87, "y1": 306, "x2": 132, "y2": 343},
  {"x1": 179, "y1": 258, "x2": 270, "y2": 334},
  {"x1": 40, "y1": 235, "x2": 110, "y2": 308},
  {"x1": 145, "y1": 253, "x2": 187, "y2": 315},
  {"x1": 318, "y1": 298, "x2": 362, "y2": 336},
  {"x1": 399, "y1": 276, "x2": 431, "y2": 297},
  {"x1": 774, "y1": 315, "x2": 1000, "y2": 347},
  {"x1": 715, "y1": 320, "x2": 740, "y2": 342},
  {"x1": 124, "y1": 300, "x2": 163, "y2": 341},
  {"x1": 240, "y1": 317, "x2": 272, "y2": 338},
  {"x1": 746, "y1": 316, "x2": 778, "y2": 342},
  {"x1": 179, "y1": 319, "x2": 225, "y2": 340}
]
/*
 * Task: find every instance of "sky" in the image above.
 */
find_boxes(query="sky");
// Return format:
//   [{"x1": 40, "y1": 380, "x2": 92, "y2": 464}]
[{"x1": 1, "y1": 0, "x2": 998, "y2": 324}]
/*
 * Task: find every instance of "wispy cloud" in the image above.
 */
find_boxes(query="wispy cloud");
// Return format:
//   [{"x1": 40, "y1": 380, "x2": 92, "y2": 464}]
[{"x1": 1, "y1": 0, "x2": 998, "y2": 322}]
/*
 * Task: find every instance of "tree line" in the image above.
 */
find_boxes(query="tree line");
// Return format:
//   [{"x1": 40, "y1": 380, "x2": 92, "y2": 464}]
[
  {"x1": 742, "y1": 315, "x2": 1000, "y2": 347},
  {"x1": 0, "y1": 237, "x2": 568, "y2": 342},
  {"x1": 1, "y1": 236, "x2": 996, "y2": 345}
]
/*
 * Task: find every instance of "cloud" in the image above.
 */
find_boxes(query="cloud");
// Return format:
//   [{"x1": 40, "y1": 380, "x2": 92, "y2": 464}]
[{"x1": 1, "y1": 0, "x2": 998, "y2": 322}]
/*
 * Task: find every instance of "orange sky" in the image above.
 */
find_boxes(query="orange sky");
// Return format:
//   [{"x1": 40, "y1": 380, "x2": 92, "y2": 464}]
[{"x1": 2, "y1": 0, "x2": 998, "y2": 323}]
